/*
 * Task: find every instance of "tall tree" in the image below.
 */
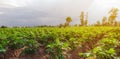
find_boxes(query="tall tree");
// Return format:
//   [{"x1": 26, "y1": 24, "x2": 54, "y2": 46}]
[
  {"x1": 80, "y1": 12, "x2": 88, "y2": 26},
  {"x1": 84, "y1": 20, "x2": 88, "y2": 26},
  {"x1": 80, "y1": 11, "x2": 84, "y2": 26},
  {"x1": 108, "y1": 8, "x2": 119, "y2": 26},
  {"x1": 85, "y1": 12, "x2": 88, "y2": 26}
]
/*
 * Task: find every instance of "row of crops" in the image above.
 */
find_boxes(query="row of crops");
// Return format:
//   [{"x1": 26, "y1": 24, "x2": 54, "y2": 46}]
[{"x1": 0, "y1": 27, "x2": 120, "y2": 59}]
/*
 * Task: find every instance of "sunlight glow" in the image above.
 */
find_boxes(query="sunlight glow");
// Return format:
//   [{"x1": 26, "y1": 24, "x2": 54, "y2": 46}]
[{"x1": 87, "y1": 0, "x2": 120, "y2": 24}]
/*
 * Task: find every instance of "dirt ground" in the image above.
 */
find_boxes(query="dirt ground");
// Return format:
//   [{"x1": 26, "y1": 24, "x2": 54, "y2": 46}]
[{"x1": 0, "y1": 47, "x2": 84, "y2": 59}]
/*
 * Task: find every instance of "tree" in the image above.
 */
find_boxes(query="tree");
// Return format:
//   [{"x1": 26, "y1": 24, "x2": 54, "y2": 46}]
[
  {"x1": 97, "y1": 21, "x2": 101, "y2": 26},
  {"x1": 64, "y1": 16, "x2": 72, "y2": 27},
  {"x1": 102, "y1": 16, "x2": 107, "y2": 26},
  {"x1": 94, "y1": 21, "x2": 101, "y2": 26},
  {"x1": 114, "y1": 21, "x2": 119, "y2": 26},
  {"x1": 1, "y1": 26, "x2": 7, "y2": 28},
  {"x1": 108, "y1": 8, "x2": 119, "y2": 26},
  {"x1": 58, "y1": 24, "x2": 63, "y2": 28},
  {"x1": 74, "y1": 24, "x2": 78, "y2": 27},
  {"x1": 84, "y1": 12, "x2": 88, "y2": 26},
  {"x1": 80, "y1": 11, "x2": 84, "y2": 26},
  {"x1": 118, "y1": 22, "x2": 120, "y2": 26},
  {"x1": 80, "y1": 12, "x2": 88, "y2": 26},
  {"x1": 84, "y1": 20, "x2": 88, "y2": 26}
]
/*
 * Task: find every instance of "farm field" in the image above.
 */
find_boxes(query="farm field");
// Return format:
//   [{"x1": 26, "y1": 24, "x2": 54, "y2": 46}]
[
  {"x1": 0, "y1": 27, "x2": 120, "y2": 59},
  {"x1": 0, "y1": 0, "x2": 120, "y2": 59}
]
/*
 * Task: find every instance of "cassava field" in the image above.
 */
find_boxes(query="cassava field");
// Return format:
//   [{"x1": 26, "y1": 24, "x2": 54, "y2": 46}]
[{"x1": 0, "y1": 27, "x2": 120, "y2": 59}]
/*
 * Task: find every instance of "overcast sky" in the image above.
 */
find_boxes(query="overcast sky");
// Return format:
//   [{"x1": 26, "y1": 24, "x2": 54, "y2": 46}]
[{"x1": 0, "y1": 0, "x2": 120, "y2": 26}]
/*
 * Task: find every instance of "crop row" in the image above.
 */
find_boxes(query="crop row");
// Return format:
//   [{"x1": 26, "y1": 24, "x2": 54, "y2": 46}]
[{"x1": 0, "y1": 27, "x2": 120, "y2": 59}]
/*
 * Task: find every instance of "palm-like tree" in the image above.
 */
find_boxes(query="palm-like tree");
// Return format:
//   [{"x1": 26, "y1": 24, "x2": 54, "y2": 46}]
[{"x1": 65, "y1": 16, "x2": 72, "y2": 27}]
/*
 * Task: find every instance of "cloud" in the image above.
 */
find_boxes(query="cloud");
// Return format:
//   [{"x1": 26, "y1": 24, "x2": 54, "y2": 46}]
[
  {"x1": 0, "y1": 0, "x2": 95, "y2": 26},
  {"x1": 0, "y1": 7, "x2": 66, "y2": 26},
  {"x1": 0, "y1": 7, "x2": 49, "y2": 26}
]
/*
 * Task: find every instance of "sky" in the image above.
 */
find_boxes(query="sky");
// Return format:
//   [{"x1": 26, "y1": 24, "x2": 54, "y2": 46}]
[{"x1": 0, "y1": 0, "x2": 120, "y2": 26}]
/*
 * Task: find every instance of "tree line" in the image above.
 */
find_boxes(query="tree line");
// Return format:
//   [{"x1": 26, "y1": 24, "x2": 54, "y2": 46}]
[{"x1": 59, "y1": 8, "x2": 120, "y2": 28}]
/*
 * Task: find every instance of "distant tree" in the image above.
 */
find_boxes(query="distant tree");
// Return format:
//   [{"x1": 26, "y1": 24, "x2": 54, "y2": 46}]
[
  {"x1": 108, "y1": 8, "x2": 119, "y2": 26},
  {"x1": 80, "y1": 11, "x2": 85, "y2": 26},
  {"x1": 102, "y1": 16, "x2": 107, "y2": 26},
  {"x1": 114, "y1": 21, "x2": 120, "y2": 26},
  {"x1": 64, "y1": 16, "x2": 72, "y2": 27},
  {"x1": 94, "y1": 21, "x2": 101, "y2": 26},
  {"x1": 118, "y1": 22, "x2": 120, "y2": 26},
  {"x1": 97, "y1": 21, "x2": 101, "y2": 26},
  {"x1": 74, "y1": 24, "x2": 79, "y2": 27},
  {"x1": 80, "y1": 12, "x2": 88, "y2": 26},
  {"x1": 58, "y1": 24, "x2": 64, "y2": 28},
  {"x1": 13, "y1": 26, "x2": 20, "y2": 28},
  {"x1": 85, "y1": 12, "x2": 88, "y2": 26},
  {"x1": 1, "y1": 26, "x2": 7, "y2": 28},
  {"x1": 114, "y1": 21, "x2": 117, "y2": 26},
  {"x1": 84, "y1": 20, "x2": 88, "y2": 26}
]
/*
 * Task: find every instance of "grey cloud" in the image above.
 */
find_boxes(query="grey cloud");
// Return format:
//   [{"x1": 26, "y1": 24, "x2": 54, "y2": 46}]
[
  {"x1": 0, "y1": 7, "x2": 65, "y2": 26},
  {"x1": 0, "y1": 0, "x2": 95, "y2": 26},
  {"x1": 0, "y1": 8, "x2": 48, "y2": 19}
]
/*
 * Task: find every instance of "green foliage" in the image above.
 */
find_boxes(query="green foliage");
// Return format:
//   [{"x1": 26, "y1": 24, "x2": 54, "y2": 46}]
[{"x1": 0, "y1": 27, "x2": 120, "y2": 59}]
